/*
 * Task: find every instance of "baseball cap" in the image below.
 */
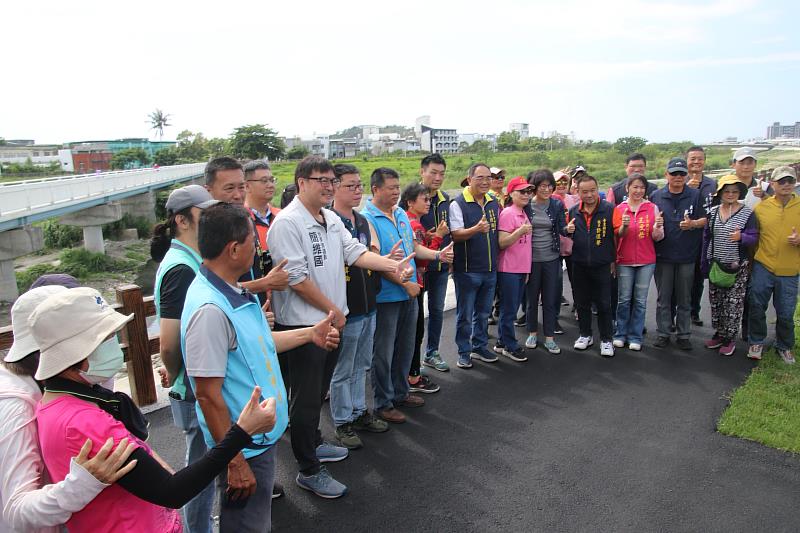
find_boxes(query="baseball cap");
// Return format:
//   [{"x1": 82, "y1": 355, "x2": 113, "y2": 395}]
[
  {"x1": 554, "y1": 171, "x2": 568, "y2": 182},
  {"x1": 770, "y1": 165, "x2": 797, "y2": 182},
  {"x1": 165, "y1": 185, "x2": 219, "y2": 213},
  {"x1": 29, "y1": 273, "x2": 80, "y2": 290},
  {"x1": 569, "y1": 165, "x2": 586, "y2": 178},
  {"x1": 490, "y1": 167, "x2": 505, "y2": 176},
  {"x1": 733, "y1": 147, "x2": 758, "y2": 162},
  {"x1": 507, "y1": 176, "x2": 533, "y2": 194},
  {"x1": 666, "y1": 158, "x2": 688, "y2": 174},
  {"x1": 5, "y1": 286, "x2": 68, "y2": 363},
  {"x1": 30, "y1": 287, "x2": 133, "y2": 380}
]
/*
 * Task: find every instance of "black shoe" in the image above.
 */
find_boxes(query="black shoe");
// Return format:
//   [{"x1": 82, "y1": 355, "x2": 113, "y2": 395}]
[
  {"x1": 514, "y1": 318, "x2": 526, "y2": 328},
  {"x1": 642, "y1": 326, "x2": 648, "y2": 335},
  {"x1": 676, "y1": 338, "x2": 692, "y2": 351},
  {"x1": 554, "y1": 323, "x2": 565, "y2": 335},
  {"x1": 272, "y1": 482, "x2": 285, "y2": 499},
  {"x1": 561, "y1": 296, "x2": 570, "y2": 307},
  {"x1": 487, "y1": 316, "x2": 497, "y2": 325},
  {"x1": 691, "y1": 316, "x2": 703, "y2": 327},
  {"x1": 653, "y1": 336, "x2": 670, "y2": 348},
  {"x1": 669, "y1": 324, "x2": 677, "y2": 333}
]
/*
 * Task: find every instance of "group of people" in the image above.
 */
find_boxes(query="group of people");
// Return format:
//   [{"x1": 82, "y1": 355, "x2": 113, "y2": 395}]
[{"x1": 1, "y1": 147, "x2": 798, "y2": 533}]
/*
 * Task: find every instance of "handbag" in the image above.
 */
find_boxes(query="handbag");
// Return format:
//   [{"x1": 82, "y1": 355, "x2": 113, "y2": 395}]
[{"x1": 708, "y1": 209, "x2": 739, "y2": 288}]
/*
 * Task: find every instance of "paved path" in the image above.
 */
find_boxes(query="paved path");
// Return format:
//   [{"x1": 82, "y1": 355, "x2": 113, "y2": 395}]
[{"x1": 146, "y1": 286, "x2": 800, "y2": 532}]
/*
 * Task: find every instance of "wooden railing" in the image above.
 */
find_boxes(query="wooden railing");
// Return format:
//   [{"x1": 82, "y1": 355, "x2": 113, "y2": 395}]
[{"x1": 0, "y1": 284, "x2": 159, "y2": 406}]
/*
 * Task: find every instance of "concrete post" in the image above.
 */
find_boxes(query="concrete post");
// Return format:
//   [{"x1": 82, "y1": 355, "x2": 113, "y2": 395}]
[
  {"x1": 119, "y1": 191, "x2": 156, "y2": 223},
  {"x1": 0, "y1": 226, "x2": 44, "y2": 302},
  {"x1": 60, "y1": 203, "x2": 123, "y2": 255}
]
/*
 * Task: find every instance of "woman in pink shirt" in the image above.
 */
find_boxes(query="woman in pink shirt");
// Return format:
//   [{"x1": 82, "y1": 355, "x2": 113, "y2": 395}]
[
  {"x1": 612, "y1": 174, "x2": 664, "y2": 351},
  {"x1": 494, "y1": 177, "x2": 534, "y2": 362},
  {"x1": 31, "y1": 288, "x2": 278, "y2": 533}
]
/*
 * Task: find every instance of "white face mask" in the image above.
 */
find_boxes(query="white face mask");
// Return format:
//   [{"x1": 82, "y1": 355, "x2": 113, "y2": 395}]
[{"x1": 79, "y1": 336, "x2": 124, "y2": 386}]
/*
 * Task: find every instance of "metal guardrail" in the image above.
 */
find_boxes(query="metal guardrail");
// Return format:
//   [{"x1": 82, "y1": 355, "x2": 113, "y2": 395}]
[{"x1": 0, "y1": 163, "x2": 205, "y2": 231}]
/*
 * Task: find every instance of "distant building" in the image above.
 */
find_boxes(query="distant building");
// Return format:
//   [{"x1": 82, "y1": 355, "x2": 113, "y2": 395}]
[
  {"x1": 69, "y1": 142, "x2": 113, "y2": 173},
  {"x1": 329, "y1": 138, "x2": 359, "y2": 159},
  {"x1": 510, "y1": 123, "x2": 530, "y2": 139},
  {"x1": 767, "y1": 121, "x2": 800, "y2": 139},
  {"x1": 420, "y1": 125, "x2": 458, "y2": 153},
  {"x1": 415, "y1": 115, "x2": 431, "y2": 137},
  {"x1": 361, "y1": 125, "x2": 380, "y2": 138},
  {"x1": 0, "y1": 143, "x2": 73, "y2": 172}
]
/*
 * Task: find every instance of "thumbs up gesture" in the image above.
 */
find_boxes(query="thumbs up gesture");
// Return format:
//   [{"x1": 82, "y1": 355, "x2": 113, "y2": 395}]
[
  {"x1": 655, "y1": 212, "x2": 664, "y2": 229},
  {"x1": 310, "y1": 311, "x2": 341, "y2": 350},
  {"x1": 518, "y1": 220, "x2": 533, "y2": 236},
  {"x1": 621, "y1": 212, "x2": 631, "y2": 227},
  {"x1": 261, "y1": 298, "x2": 275, "y2": 328},
  {"x1": 435, "y1": 219, "x2": 450, "y2": 238},
  {"x1": 236, "y1": 387, "x2": 277, "y2": 435},
  {"x1": 438, "y1": 242, "x2": 454, "y2": 264},
  {"x1": 789, "y1": 227, "x2": 800, "y2": 246},
  {"x1": 566, "y1": 217, "x2": 576, "y2": 235},
  {"x1": 753, "y1": 179, "x2": 765, "y2": 198},
  {"x1": 384, "y1": 240, "x2": 405, "y2": 260},
  {"x1": 475, "y1": 215, "x2": 490, "y2": 234},
  {"x1": 679, "y1": 213, "x2": 693, "y2": 231}
]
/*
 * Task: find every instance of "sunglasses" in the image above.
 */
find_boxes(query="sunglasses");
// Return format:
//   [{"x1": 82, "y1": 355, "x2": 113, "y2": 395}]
[
  {"x1": 774, "y1": 176, "x2": 797, "y2": 185},
  {"x1": 669, "y1": 171, "x2": 688, "y2": 177}
]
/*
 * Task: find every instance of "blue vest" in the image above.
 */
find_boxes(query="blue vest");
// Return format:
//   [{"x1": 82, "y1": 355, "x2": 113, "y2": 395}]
[
  {"x1": 362, "y1": 201, "x2": 417, "y2": 303},
  {"x1": 153, "y1": 239, "x2": 201, "y2": 400},
  {"x1": 452, "y1": 187, "x2": 499, "y2": 272},
  {"x1": 180, "y1": 266, "x2": 288, "y2": 458}
]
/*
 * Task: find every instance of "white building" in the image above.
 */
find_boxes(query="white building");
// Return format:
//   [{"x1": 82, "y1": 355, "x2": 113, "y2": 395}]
[
  {"x1": 420, "y1": 125, "x2": 458, "y2": 153},
  {"x1": 510, "y1": 123, "x2": 530, "y2": 139},
  {"x1": 0, "y1": 143, "x2": 73, "y2": 171}
]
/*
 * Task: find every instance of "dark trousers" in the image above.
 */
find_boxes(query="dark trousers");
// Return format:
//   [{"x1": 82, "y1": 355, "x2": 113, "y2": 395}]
[
  {"x1": 411, "y1": 288, "x2": 426, "y2": 377},
  {"x1": 691, "y1": 258, "x2": 704, "y2": 318},
  {"x1": 572, "y1": 262, "x2": 614, "y2": 341},
  {"x1": 217, "y1": 446, "x2": 275, "y2": 533},
  {"x1": 275, "y1": 324, "x2": 339, "y2": 475},
  {"x1": 526, "y1": 259, "x2": 561, "y2": 337}
]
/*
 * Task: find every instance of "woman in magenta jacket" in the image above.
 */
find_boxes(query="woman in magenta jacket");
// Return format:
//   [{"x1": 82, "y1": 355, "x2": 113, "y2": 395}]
[{"x1": 612, "y1": 174, "x2": 664, "y2": 351}]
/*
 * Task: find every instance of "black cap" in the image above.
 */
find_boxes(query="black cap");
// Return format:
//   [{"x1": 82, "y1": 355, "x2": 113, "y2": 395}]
[{"x1": 666, "y1": 158, "x2": 688, "y2": 173}]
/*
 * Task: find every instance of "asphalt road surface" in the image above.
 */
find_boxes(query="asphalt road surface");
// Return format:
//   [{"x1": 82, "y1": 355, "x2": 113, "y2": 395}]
[{"x1": 146, "y1": 284, "x2": 799, "y2": 532}]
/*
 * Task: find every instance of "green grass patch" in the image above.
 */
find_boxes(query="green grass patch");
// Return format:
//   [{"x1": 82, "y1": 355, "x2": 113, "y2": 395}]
[
  {"x1": 15, "y1": 248, "x2": 138, "y2": 293},
  {"x1": 717, "y1": 303, "x2": 800, "y2": 453}
]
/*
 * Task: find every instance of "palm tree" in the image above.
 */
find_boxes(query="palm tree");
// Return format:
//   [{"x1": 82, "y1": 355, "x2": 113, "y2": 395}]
[{"x1": 148, "y1": 109, "x2": 172, "y2": 140}]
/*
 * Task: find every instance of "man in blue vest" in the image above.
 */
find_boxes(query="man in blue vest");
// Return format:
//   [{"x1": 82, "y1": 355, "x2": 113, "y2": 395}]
[
  {"x1": 449, "y1": 163, "x2": 500, "y2": 369},
  {"x1": 418, "y1": 154, "x2": 452, "y2": 372},
  {"x1": 182, "y1": 203, "x2": 340, "y2": 529},
  {"x1": 362, "y1": 167, "x2": 453, "y2": 424},
  {"x1": 152, "y1": 184, "x2": 219, "y2": 532}
]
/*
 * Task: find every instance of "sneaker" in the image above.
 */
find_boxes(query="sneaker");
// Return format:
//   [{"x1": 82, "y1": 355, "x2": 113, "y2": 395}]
[
  {"x1": 554, "y1": 323, "x2": 565, "y2": 335},
  {"x1": 747, "y1": 344, "x2": 763, "y2": 360},
  {"x1": 628, "y1": 342, "x2": 642, "y2": 352},
  {"x1": 423, "y1": 352, "x2": 450, "y2": 372},
  {"x1": 676, "y1": 338, "x2": 692, "y2": 351},
  {"x1": 471, "y1": 348, "x2": 499, "y2": 363},
  {"x1": 456, "y1": 355, "x2": 473, "y2": 369},
  {"x1": 272, "y1": 482, "x2": 285, "y2": 500},
  {"x1": 525, "y1": 334, "x2": 538, "y2": 349},
  {"x1": 514, "y1": 316, "x2": 527, "y2": 327},
  {"x1": 396, "y1": 394, "x2": 425, "y2": 408},
  {"x1": 377, "y1": 407, "x2": 406, "y2": 423},
  {"x1": 691, "y1": 315, "x2": 703, "y2": 327},
  {"x1": 315, "y1": 442, "x2": 349, "y2": 463},
  {"x1": 296, "y1": 466, "x2": 348, "y2": 499},
  {"x1": 544, "y1": 339, "x2": 561, "y2": 354},
  {"x1": 573, "y1": 336, "x2": 593, "y2": 350},
  {"x1": 778, "y1": 349, "x2": 796, "y2": 365},
  {"x1": 501, "y1": 346, "x2": 528, "y2": 362},
  {"x1": 600, "y1": 341, "x2": 614, "y2": 357},
  {"x1": 335, "y1": 423, "x2": 363, "y2": 450},
  {"x1": 612, "y1": 339, "x2": 625, "y2": 348},
  {"x1": 487, "y1": 315, "x2": 497, "y2": 325},
  {"x1": 352, "y1": 411, "x2": 389, "y2": 433},
  {"x1": 653, "y1": 336, "x2": 670, "y2": 348},
  {"x1": 408, "y1": 375, "x2": 440, "y2": 394},
  {"x1": 705, "y1": 335, "x2": 724, "y2": 350},
  {"x1": 718, "y1": 340, "x2": 736, "y2": 357},
  {"x1": 493, "y1": 343, "x2": 506, "y2": 355}
]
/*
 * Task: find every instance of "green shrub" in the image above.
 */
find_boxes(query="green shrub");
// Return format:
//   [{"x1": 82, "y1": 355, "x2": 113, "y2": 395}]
[
  {"x1": 41, "y1": 219, "x2": 83, "y2": 249},
  {"x1": 15, "y1": 249, "x2": 138, "y2": 293}
]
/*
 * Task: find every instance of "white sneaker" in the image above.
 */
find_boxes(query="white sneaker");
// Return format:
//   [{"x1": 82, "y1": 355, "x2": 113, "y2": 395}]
[
  {"x1": 612, "y1": 339, "x2": 625, "y2": 348},
  {"x1": 574, "y1": 336, "x2": 593, "y2": 350},
  {"x1": 628, "y1": 342, "x2": 642, "y2": 351},
  {"x1": 600, "y1": 341, "x2": 615, "y2": 357}
]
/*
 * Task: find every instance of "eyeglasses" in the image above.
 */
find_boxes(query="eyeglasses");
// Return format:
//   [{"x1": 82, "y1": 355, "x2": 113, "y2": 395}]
[
  {"x1": 669, "y1": 171, "x2": 688, "y2": 177},
  {"x1": 303, "y1": 176, "x2": 341, "y2": 187},
  {"x1": 537, "y1": 183, "x2": 554, "y2": 190},
  {"x1": 471, "y1": 176, "x2": 492, "y2": 183},
  {"x1": 341, "y1": 182, "x2": 365, "y2": 191},
  {"x1": 246, "y1": 178, "x2": 276, "y2": 185}
]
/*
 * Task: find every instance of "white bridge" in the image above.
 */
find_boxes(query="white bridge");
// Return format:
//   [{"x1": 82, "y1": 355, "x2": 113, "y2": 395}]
[{"x1": 0, "y1": 163, "x2": 205, "y2": 232}]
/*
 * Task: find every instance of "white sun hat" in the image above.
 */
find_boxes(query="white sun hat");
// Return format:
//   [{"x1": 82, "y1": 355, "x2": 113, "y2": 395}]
[{"x1": 5, "y1": 286, "x2": 69, "y2": 363}]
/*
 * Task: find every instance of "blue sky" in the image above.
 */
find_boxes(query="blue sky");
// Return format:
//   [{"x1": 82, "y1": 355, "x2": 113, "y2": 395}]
[{"x1": 2, "y1": 0, "x2": 798, "y2": 144}]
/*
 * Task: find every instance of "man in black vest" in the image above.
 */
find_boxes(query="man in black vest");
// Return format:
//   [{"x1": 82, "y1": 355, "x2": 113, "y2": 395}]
[
  {"x1": 449, "y1": 163, "x2": 500, "y2": 369},
  {"x1": 607, "y1": 153, "x2": 658, "y2": 206}
]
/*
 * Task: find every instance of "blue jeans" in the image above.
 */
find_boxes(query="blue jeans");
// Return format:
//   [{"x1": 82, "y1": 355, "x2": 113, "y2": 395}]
[
  {"x1": 424, "y1": 270, "x2": 449, "y2": 356},
  {"x1": 170, "y1": 396, "x2": 214, "y2": 533},
  {"x1": 329, "y1": 311, "x2": 376, "y2": 426},
  {"x1": 217, "y1": 445, "x2": 275, "y2": 533},
  {"x1": 453, "y1": 271, "x2": 497, "y2": 357},
  {"x1": 748, "y1": 261, "x2": 799, "y2": 351},
  {"x1": 373, "y1": 299, "x2": 418, "y2": 411},
  {"x1": 498, "y1": 272, "x2": 526, "y2": 350},
  {"x1": 615, "y1": 264, "x2": 655, "y2": 345}
]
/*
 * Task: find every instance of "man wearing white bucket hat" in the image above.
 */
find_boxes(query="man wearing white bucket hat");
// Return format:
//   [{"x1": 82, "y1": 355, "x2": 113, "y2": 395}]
[
  {"x1": 1, "y1": 286, "x2": 137, "y2": 533},
  {"x1": 31, "y1": 287, "x2": 280, "y2": 533}
]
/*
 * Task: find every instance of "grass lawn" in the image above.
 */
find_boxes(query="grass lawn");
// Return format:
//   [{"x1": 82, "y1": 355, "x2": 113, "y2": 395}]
[{"x1": 717, "y1": 302, "x2": 800, "y2": 453}]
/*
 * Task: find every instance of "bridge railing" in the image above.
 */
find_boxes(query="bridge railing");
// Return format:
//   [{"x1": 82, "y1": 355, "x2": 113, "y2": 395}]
[
  {"x1": 0, "y1": 163, "x2": 205, "y2": 219},
  {"x1": 0, "y1": 284, "x2": 159, "y2": 406}
]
